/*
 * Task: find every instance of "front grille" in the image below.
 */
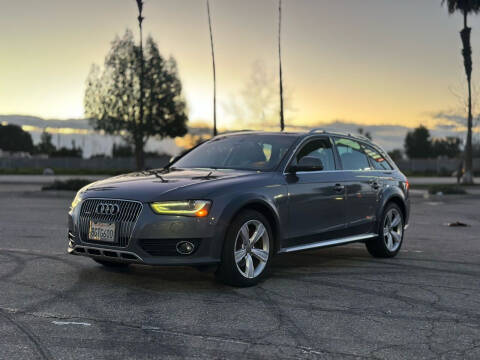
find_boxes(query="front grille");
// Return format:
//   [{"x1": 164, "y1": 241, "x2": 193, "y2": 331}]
[
  {"x1": 139, "y1": 239, "x2": 201, "y2": 256},
  {"x1": 79, "y1": 199, "x2": 143, "y2": 247}
]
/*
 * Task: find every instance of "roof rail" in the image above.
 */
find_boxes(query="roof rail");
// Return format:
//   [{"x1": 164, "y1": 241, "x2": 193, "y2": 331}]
[
  {"x1": 308, "y1": 127, "x2": 326, "y2": 134},
  {"x1": 352, "y1": 134, "x2": 372, "y2": 142},
  {"x1": 308, "y1": 128, "x2": 372, "y2": 142},
  {"x1": 217, "y1": 129, "x2": 257, "y2": 135},
  {"x1": 309, "y1": 128, "x2": 350, "y2": 137}
]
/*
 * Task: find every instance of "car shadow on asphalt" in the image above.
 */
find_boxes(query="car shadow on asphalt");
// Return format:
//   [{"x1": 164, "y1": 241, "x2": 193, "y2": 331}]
[{"x1": 75, "y1": 245, "x2": 375, "y2": 291}]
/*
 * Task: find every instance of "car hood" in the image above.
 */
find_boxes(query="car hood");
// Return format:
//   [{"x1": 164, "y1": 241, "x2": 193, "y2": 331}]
[{"x1": 81, "y1": 168, "x2": 257, "y2": 202}]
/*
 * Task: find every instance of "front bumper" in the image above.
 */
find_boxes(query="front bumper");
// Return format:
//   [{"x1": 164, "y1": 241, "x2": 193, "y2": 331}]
[{"x1": 68, "y1": 198, "x2": 226, "y2": 266}]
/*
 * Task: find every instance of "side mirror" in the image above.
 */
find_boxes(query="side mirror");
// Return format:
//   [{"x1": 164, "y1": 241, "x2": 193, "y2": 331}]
[{"x1": 289, "y1": 156, "x2": 324, "y2": 173}]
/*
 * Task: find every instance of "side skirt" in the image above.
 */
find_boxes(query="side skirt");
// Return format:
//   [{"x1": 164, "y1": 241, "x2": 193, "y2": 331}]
[{"x1": 278, "y1": 233, "x2": 378, "y2": 254}]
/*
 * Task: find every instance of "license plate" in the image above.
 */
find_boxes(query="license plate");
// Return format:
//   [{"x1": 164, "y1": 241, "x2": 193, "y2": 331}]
[{"x1": 88, "y1": 221, "x2": 116, "y2": 242}]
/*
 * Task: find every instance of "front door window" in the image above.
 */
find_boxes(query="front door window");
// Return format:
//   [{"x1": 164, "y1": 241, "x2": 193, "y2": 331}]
[{"x1": 295, "y1": 138, "x2": 336, "y2": 171}]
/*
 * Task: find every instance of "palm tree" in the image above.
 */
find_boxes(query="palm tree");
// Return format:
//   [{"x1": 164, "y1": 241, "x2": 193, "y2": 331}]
[
  {"x1": 278, "y1": 0, "x2": 285, "y2": 131},
  {"x1": 207, "y1": 0, "x2": 217, "y2": 136},
  {"x1": 136, "y1": 0, "x2": 146, "y2": 169},
  {"x1": 442, "y1": 0, "x2": 480, "y2": 184}
]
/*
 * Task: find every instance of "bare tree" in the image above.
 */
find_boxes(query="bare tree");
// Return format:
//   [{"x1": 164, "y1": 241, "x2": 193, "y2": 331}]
[
  {"x1": 207, "y1": 0, "x2": 217, "y2": 136},
  {"x1": 441, "y1": 82, "x2": 480, "y2": 131},
  {"x1": 357, "y1": 128, "x2": 372, "y2": 140},
  {"x1": 278, "y1": 0, "x2": 285, "y2": 131},
  {"x1": 222, "y1": 60, "x2": 294, "y2": 128}
]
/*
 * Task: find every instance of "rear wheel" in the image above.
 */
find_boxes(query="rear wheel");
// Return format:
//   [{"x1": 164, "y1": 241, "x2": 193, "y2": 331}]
[
  {"x1": 366, "y1": 203, "x2": 404, "y2": 258},
  {"x1": 215, "y1": 210, "x2": 273, "y2": 287},
  {"x1": 93, "y1": 259, "x2": 130, "y2": 268}
]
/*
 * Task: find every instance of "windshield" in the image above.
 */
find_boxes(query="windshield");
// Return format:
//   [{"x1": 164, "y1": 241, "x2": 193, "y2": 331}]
[{"x1": 173, "y1": 134, "x2": 297, "y2": 171}]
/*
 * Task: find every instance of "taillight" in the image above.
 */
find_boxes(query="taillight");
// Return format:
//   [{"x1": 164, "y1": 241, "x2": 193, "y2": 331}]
[{"x1": 404, "y1": 180, "x2": 410, "y2": 192}]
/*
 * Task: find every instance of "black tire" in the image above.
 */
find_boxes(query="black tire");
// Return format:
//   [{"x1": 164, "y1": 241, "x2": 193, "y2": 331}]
[
  {"x1": 93, "y1": 259, "x2": 130, "y2": 268},
  {"x1": 366, "y1": 203, "x2": 405, "y2": 258},
  {"x1": 215, "y1": 210, "x2": 274, "y2": 287}
]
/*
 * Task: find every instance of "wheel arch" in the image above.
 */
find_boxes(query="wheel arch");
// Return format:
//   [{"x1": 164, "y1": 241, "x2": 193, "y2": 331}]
[
  {"x1": 386, "y1": 196, "x2": 406, "y2": 221},
  {"x1": 378, "y1": 188, "x2": 407, "y2": 226},
  {"x1": 219, "y1": 196, "x2": 283, "y2": 256}
]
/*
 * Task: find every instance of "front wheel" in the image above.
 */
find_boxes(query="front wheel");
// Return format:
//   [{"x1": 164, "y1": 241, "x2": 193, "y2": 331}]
[
  {"x1": 366, "y1": 203, "x2": 404, "y2": 258},
  {"x1": 215, "y1": 210, "x2": 273, "y2": 287}
]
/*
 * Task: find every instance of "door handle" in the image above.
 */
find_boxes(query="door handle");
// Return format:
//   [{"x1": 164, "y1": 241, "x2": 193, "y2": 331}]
[
  {"x1": 368, "y1": 179, "x2": 380, "y2": 190},
  {"x1": 334, "y1": 184, "x2": 345, "y2": 192}
]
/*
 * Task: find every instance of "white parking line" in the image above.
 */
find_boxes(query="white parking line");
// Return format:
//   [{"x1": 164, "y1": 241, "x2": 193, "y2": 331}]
[{"x1": 52, "y1": 321, "x2": 91, "y2": 327}]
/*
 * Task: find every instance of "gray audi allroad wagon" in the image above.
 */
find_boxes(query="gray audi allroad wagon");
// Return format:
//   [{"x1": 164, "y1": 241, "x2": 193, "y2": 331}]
[{"x1": 68, "y1": 129, "x2": 410, "y2": 286}]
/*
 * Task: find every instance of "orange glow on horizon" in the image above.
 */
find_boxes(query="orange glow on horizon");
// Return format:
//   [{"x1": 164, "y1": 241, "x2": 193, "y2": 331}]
[{"x1": 0, "y1": 0, "x2": 476, "y2": 133}]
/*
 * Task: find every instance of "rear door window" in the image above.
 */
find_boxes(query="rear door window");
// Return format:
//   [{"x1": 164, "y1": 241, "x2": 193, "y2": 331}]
[{"x1": 334, "y1": 137, "x2": 371, "y2": 171}]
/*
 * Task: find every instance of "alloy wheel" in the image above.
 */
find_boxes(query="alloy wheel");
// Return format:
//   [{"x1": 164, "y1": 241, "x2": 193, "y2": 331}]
[
  {"x1": 234, "y1": 220, "x2": 270, "y2": 279},
  {"x1": 383, "y1": 208, "x2": 403, "y2": 252}
]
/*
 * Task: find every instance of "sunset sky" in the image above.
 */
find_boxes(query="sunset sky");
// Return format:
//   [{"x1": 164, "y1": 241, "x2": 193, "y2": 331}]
[{"x1": 0, "y1": 0, "x2": 479, "y2": 131}]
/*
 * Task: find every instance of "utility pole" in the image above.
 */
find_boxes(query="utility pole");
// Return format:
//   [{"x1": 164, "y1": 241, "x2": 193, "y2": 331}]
[
  {"x1": 207, "y1": 0, "x2": 217, "y2": 136},
  {"x1": 136, "y1": 0, "x2": 145, "y2": 169},
  {"x1": 278, "y1": 0, "x2": 285, "y2": 131}
]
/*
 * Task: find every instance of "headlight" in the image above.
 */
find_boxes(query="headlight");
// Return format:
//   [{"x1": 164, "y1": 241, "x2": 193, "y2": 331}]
[
  {"x1": 150, "y1": 200, "x2": 211, "y2": 217},
  {"x1": 70, "y1": 192, "x2": 83, "y2": 211}
]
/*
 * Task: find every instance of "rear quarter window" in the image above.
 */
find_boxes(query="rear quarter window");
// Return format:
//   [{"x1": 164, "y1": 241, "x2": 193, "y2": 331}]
[{"x1": 362, "y1": 144, "x2": 394, "y2": 171}]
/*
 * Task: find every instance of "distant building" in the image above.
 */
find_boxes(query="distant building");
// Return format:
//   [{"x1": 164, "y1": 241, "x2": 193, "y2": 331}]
[{"x1": 0, "y1": 150, "x2": 32, "y2": 158}]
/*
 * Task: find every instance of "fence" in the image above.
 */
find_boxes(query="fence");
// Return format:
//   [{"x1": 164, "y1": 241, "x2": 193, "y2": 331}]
[
  {"x1": 396, "y1": 158, "x2": 480, "y2": 175},
  {"x1": 0, "y1": 156, "x2": 170, "y2": 171},
  {"x1": 1, "y1": 156, "x2": 479, "y2": 175}
]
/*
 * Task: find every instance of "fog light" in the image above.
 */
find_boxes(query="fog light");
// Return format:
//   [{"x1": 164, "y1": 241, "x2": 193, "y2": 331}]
[{"x1": 176, "y1": 241, "x2": 195, "y2": 255}]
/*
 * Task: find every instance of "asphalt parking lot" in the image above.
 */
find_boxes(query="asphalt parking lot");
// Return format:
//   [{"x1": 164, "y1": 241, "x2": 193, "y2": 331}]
[{"x1": 1, "y1": 185, "x2": 480, "y2": 359}]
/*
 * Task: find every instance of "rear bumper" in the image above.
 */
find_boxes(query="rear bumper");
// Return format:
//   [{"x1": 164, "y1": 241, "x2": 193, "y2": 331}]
[{"x1": 405, "y1": 197, "x2": 411, "y2": 228}]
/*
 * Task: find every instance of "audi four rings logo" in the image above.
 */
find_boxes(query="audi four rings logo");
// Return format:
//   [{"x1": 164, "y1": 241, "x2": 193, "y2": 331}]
[{"x1": 95, "y1": 203, "x2": 120, "y2": 215}]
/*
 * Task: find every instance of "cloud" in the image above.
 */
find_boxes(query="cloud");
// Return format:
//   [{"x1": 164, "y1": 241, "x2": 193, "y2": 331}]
[
  {"x1": 434, "y1": 123, "x2": 458, "y2": 131},
  {"x1": 430, "y1": 111, "x2": 466, "y2": 127},
  {"x1": 1, "y1": 114, "x2": 473, "y2": 154},
  {"x1": 428, "y1": 110, "x2": 480, "y2": 136},
  {"x1": 0, "y1": 115, "x2": 91, "y2": 130}
]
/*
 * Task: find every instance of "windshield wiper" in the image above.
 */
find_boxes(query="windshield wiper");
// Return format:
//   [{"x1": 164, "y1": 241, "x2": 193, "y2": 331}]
[
  {"x1": 143, "y1": 169, "x2": 169, "y2": 182},
  {"x1": 154, "y1": 173, "x2": 167, "y2": 182},
  {"x1": 192, "y1": 171, "x2": 218, "y2": 180}
]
